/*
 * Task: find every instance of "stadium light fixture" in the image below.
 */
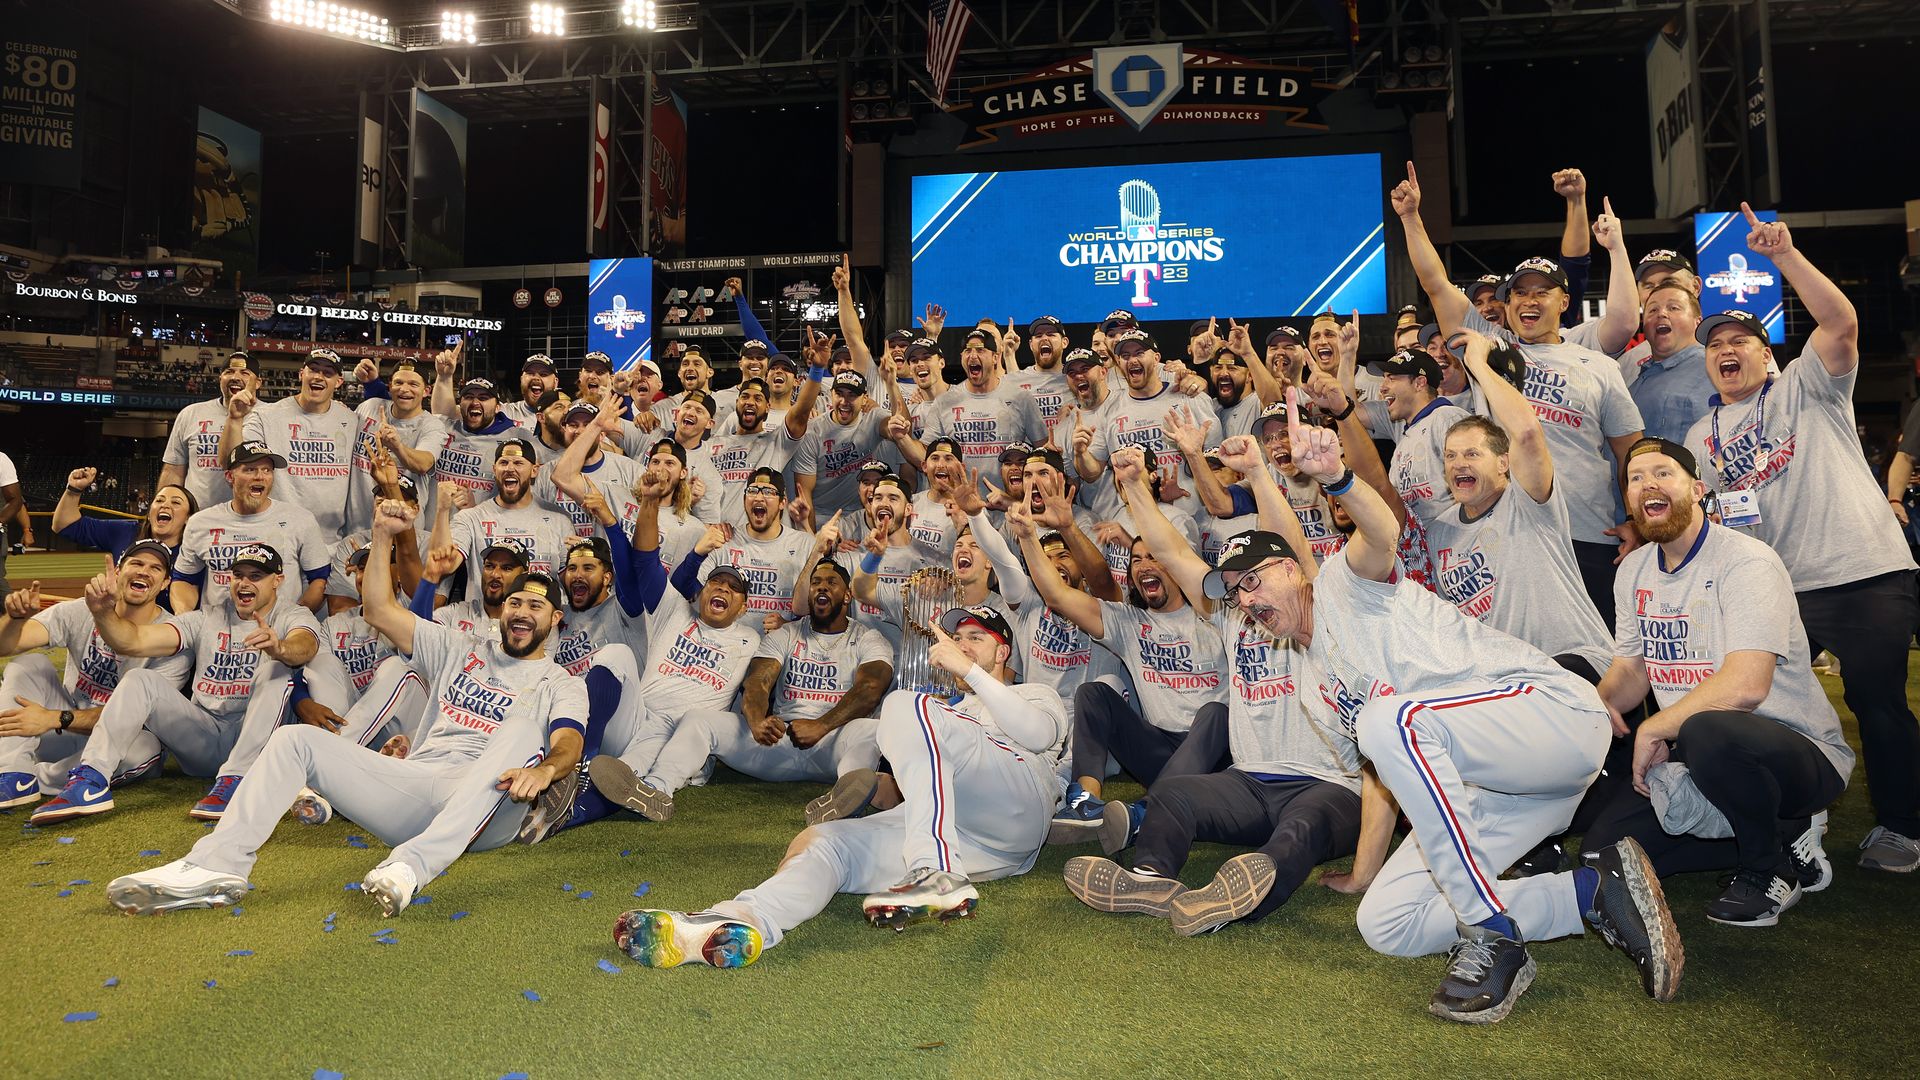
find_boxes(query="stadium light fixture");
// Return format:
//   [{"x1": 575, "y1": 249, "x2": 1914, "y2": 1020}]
[
  {"x1": 267, "y1": 1, "x2": 391, "y2": 44},
  {"x1": 529, "y1": 3, "x2": 567, "y2": 36},
  {"x1": 620, "y1": 1, "x2": 658, "y2": 30},
  {"x1": 440, "y1": 10, "x2": 478, "y2": 45}
]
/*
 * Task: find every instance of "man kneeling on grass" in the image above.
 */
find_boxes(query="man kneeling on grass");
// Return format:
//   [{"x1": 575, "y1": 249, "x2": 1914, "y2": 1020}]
[
  {"x1": 611, "y1": 605, "x2": 1065, "y2": 969},
  {"x1": 105, "y1": 499, "x2": 587, "y2": 918}
]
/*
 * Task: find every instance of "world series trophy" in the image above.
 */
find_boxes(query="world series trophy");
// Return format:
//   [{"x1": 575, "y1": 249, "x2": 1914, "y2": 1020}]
[{"x1": 896, "y1": 566, "x2": 962, "y2": 695}]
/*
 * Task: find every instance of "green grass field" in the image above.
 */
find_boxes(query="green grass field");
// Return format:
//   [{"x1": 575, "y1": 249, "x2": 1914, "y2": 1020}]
[{"x1": 3, "y1": 657, "x2": 1917, "y2": 1080}]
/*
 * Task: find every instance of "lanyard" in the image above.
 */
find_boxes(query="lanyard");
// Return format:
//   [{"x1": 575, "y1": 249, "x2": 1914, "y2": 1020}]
[{"x1": 1709, "y1": 379, "x2": 1773, "y2": 480}]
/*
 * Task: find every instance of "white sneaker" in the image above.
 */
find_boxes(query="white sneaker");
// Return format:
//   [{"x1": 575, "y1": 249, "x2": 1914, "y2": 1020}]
[
  {"x1": 106, "y1": 858, "x2": 249, "y2": 915},
  {"x1": 1859, "y1": 826, "x2": 1920, "y2": 873},
  {"x1": 290, "y1": 787, "x2": 333, "y2": 826},
  {"x1": 362, "y1": 862, "x2": 419, "y2": 917},
  {"x1": 861, "y1": 866, "x2": 978, "y2": 930},
  {"x1": 1786, "y1": 811, "x2": 1833, "y2": 892}
]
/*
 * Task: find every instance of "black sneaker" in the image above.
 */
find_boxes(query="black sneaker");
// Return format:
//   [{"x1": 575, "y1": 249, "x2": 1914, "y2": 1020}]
[
  {"x1": 1705, "y1": 869, "x2": 1800, "y2": 928},
  {"x1": 1428, "y1": 923, "x2": 1535, "y2": 1025},
  {"x1": 1586, "y1": 837, "x2": 1684, "y2": 1002},
  {"x1": 1503, "y1": 836, "x2": 1568, "y2": 878}
]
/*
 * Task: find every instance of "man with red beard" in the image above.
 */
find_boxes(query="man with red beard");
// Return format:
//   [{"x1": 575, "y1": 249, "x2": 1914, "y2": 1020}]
[
  {"x1": 1683, "y1": 208, "x2": 1920, "y2": 873},
  {"x1": 1220, "y1": 391, "x2": 1680, "y2": 1024},
  {"x1": 499, "y1": 354, "x2": 563, "y2": 429},
  {"x1": 1581, "y1": 438, "x2": 1851, "y2": 927},
  {"x1": 430, "y1": 373, "x2": 526, "y2": 514}
]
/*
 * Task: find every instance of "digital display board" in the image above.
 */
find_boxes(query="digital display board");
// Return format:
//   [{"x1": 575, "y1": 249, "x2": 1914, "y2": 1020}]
[
  {"x1": 1695, "y1": 209, "x2": 1784, "y2": 340},
  {"x1": 910, "y1": 153, "x2": 1386, "y2": 322},
  {"x1": 587, "y1": 257, "x2": 653, "y2": 371}
]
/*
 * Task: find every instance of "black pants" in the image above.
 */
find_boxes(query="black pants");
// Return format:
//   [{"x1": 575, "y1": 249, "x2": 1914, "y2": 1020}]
[
  {"x1": 1552, "y1": 652, "x2": 1650, "y2": 837},
  {"x1": 1581, "y1": 710, "x2": 1847, "y2": 879},
  {"x1": 1071, "y1": 681, "x2": 1187, "y2": 788},
  {"x1": 1799, "y1": 569, "x2": 1920, "y2": 836},
  {"x1": 1571, "y1": 539, "x2": 1619, "y2": 632},
  {"x1": 1133, "y1": 768, "x2": 1361, "y2": 922}
]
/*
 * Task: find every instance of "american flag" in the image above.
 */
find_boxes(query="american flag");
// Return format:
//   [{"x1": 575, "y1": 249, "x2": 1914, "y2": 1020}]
[{"x1": 926, "y1": 0, "x2": 974, "y2": 103}]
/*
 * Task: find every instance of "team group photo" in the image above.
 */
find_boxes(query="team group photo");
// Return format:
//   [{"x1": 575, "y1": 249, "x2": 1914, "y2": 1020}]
[{"x1": 1, "y1": 0, "x2": 1916, "y2": 1076}]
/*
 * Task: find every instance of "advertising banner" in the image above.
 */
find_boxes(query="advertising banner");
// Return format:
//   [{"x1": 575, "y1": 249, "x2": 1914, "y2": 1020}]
[{"x1": 0, "y1": 12, "x2": 84, "y2": 188}]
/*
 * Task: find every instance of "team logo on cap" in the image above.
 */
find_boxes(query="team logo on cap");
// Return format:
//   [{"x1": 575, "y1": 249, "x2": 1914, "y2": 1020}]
[
  {"x1": 1060, "y1": 180, "x2": 1226, "y2": 309},
  {"x1": 592, "y1": 294, "x2": 646, "y2": 338}
]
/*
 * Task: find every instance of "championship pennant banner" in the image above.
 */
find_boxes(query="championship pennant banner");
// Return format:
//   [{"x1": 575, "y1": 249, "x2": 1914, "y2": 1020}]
[{"x1": 946, "y1": 48, "x2": 1336, "y2": 150}]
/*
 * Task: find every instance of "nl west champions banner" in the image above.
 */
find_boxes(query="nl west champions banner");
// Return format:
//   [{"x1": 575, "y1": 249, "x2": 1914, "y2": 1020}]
[
  {"x1": 588, "y1": 258, "x2": 654, "y2": 372},
  {"x1": 911, "y1": 154, "x2": 1385, "y2": 322}
]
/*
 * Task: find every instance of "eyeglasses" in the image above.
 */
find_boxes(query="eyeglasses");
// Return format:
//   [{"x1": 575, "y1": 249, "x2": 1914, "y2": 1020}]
[
  {"x1": 745, "y1": 484, "x2": 781, "y2": 496},
  {"x1": 1221, "y1": 560, "x2": 1278, "y2": 609}
]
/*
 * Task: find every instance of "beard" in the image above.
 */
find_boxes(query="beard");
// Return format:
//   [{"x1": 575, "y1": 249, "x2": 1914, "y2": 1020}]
[
  {"x1": 501, "y1": 623, "x2": 550, "y2": 658},
  {"x1": 1636, "y1": 493, "x2": 1696, "y2": 544}
]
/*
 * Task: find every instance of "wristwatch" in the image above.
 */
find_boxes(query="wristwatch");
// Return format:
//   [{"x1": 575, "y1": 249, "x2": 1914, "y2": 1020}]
[{"x1": 58, "y1": 709, "x2": 74, "y2": 731}]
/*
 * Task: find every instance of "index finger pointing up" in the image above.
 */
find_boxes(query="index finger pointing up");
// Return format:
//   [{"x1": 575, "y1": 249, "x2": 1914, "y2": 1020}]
[
  {"x1": 1740, "y1": 201, "x2": 1761, "y2": 227},
  {"x1": 1601, "y1": 195, "x2": 1615, "y2": 218},
  {"x1": 1285, "y1": 385, "x2": 1307, "y2": 447}
]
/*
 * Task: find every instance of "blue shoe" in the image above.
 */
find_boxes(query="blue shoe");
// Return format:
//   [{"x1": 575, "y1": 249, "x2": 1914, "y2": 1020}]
[
  {"x1": 0, "y1": 771, "x2": 39, "y2": 809},
  {"x1": 1047, "y1": 783, "x2": 1107, "y2": 845},
  {"x1": 30, "y1": 765, "x2": 114, "y2": 825},
  {"x1": 190, "y1": 775, "x2": 241, "y2": 821},
  {"x1": 1099, "y1": 799, "x2": 1147, "y2": 855}
]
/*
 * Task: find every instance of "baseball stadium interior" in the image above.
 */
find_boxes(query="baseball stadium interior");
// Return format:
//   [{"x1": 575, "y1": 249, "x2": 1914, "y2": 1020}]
[{"x1": 3, "y1": 0, "x2": 1920, "y2": 1076}]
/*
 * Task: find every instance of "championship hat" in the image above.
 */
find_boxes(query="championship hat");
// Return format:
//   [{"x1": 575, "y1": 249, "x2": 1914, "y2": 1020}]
[
  {"x1": 938, "y1": 603, "x2": 1013, "y2": 646},
  {"x1": 1201, "y1": 531, "x2": 1298, "y2": 600},
  {"x1": 228, "y1": 542, "x2": 284, "y2": 576}
]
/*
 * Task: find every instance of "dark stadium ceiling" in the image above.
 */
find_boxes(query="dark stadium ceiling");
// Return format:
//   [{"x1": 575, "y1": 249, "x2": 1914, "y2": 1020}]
[{"x1": 146, "y1": 0, "x2": 1920, "y2": 133}]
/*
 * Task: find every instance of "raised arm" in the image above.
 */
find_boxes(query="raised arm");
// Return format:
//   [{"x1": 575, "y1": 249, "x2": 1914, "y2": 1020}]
[
  {"x1": 1010, "y1": 504, "x2": 1105, "y2": 637},
  {"x1": 1229, "y1": 320, "x2": 1285, "y2": 407},
  {"x1": 1290, "y1": 388, "x2": 1397, "y2": 582},
  {"x1": 831, "y1": 255, "x2": 875, "y2": 376},
  {"x1": 216, "y1": 388, "x2": 255, "y2": 481},
  {"x1": 1585, "y1": 197, "x2": 1640, "y2": 355},
  {"x1": 1112, "y1": 448, "x2": 1212, "y2": 605},
  {"x1": 1165, "y1": 404, "x2": 1234, "y2": 518},
  {"x1": 786, "y1": 327, "x2": 832, "y2": 440},
  {"x1": 1031, "y1": 467, "x2": 1121, "y2": 601},
  {"x1": 1390, "y1": 161, "x2": 1471, "y2": 333},
  {"x1": 1303, "y1": 343, "x2": 1407, "y2": 528},
  {"x1": 1744, "y1": 204, "x2": 1857, "y2": 375},
  {"x1": 1555, "y1": 169, "x2": 1591, "y2": 261},
  {"x1": 1460, "y1": 331, "x2": 1553, "y2": 503},
  {"x1": 0, "y1": 583, "x2": 51, "y2": 655},
  {"x1": 52, "y1": 467, "x2": 95, "y2": 534},
  {"x1": 1216, "y1": 436, "x2": 1317, "y2": 584},
  {"x1": 361, "y1": 500, "x2": 420, "y2": 657}
]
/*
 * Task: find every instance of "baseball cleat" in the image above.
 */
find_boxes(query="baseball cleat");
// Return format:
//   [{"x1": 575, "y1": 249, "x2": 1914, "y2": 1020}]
[
  {"x1": 614, "y1": 909, "x2": 762, "y2": 969},
  {"x1": 587, "y1": 755, "x2": 674, "y2": 821},
  {"x1": 106, "y1": 858, "x2": 249, "y2": 915},
  {"x1": 1, "y1": 771, "x2": 43, "y2": 809},
  {"x1": 1857, "y1": 826, "x2": 1920, "y2": 873},
  {"x1": 290, "y1": 787, "x2": 333, "y2": 826},
  {"x1": 1430, "y1": 923, "x2": 1535, "y2": 1024},
  {"x1": 861, "y1": 867, "x2": 978, "y2": 930},
  {"x1": 31, "y1": 764, "x2": 114, "y2": 825},
  {"x1": 362, "y1": 862, "x2": 419, "y2": 917},
  {"x1": 189, "y1": 775, "x2": 242, "y2": 820},
  {"x1": 1504, "y1": 835, "x2": 1569, "y2": 878},
  {"x1": 1705, "y1": 869, "x2": 1800, "y2": 928},
  {"x1": 1169, "y1": 853, "x2": 1276, "y2": 937},
  {"x1": 1098, "y1": 799, "x2": 1146, "y2": 855},
  {"x1": 1786, "y1": 811, "x2": 1832, "y2": 893},
  {"x1": 1586, "y1": 837, "x2": 1684, "y2": 1001},
  {"x1": 1046, "y1": 784, "x2": 1105, "y2": 845},
  {"x1": 805, "y1": 767, "x2": 879, "y2": 826},
  {"x1": 1063, "y1": 856, "x2": 1187, "y2": 918},
  {"x1": 515, "y1": 767, "x2": 581, "y2": 844}
]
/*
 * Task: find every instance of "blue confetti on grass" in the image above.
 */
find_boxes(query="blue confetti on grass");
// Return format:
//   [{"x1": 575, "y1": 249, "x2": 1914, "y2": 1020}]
[
  {"x1": 63, "y1": 1012, "x2": 98, "y2": 1023},
  {"x1": 227, "y1": 950, "x2": 253, "y2": 957},
  {"x1": 596, "y1": 959, "x2": 622, "y2": 974},
  {"x1": 412, "y1": 895, "x2": 431, "y2": 904},
  {"x1": 57, "y1": 836, "x2": 74, "y2": 844},
  {"x1": 577, "y1": 891, "x2": 593, "y2": 900},
  {"x1": 522, "y1": 990, "x2": 541, "y2": 1003},
  {"x1": 204, "y1": 980, "x2": 217, "y2": 989},
  {"x1": 103, "y1": 977, "x2": 118, "y2": 988},
  {"x1": 632, "y1": 882, "x2": 651, "y2": 898},
  {"x1": 68, "y1": 879, "x2": 90, "y2": 885},
  {"x1": 561, "y1": 883, "x2": 573, "y2": 892},
  {"x1": 343, "y1": 882, "x2": 361, "y2": 891},
  {"x1": 325, "y1": 912, "x2": 337, "y2": 922},
  {"x1": 230, "y1": 907, "x2": 244, "y2": 917},
  {"x1": 449, "y1": 911, "x2": 469, "y2": 921},
  {"x1": 138, "y1": 850, "x2": 160, "y2": 857},
  {"x1": 374, "y1": 937, "x2": 396, "y2": 946},
  {"x1": 371, "y1": 929, "x2": 395, "y2": 938},
  {"x1": 501, "y1": 1073, "x2": 530, "y2": 1079},
  {"x1": 56, "y1": 889, "x2": 71, "y2": 898},
  {"x1": 322, "y1": 926, "x2": 335, "y2": 933},
  {"x1": 619, "y1": 849, "x2": 631, "y2": 857},
  {"x1": 314, "y1": 1071, "x2": 344, "y2": 1080},
  {"x1": 203, "y1": 822, "x2": 215, "y2": 829}
]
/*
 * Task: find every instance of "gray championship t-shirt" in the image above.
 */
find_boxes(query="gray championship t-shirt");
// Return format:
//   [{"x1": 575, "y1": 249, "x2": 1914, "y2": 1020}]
[
  {"x1": 1086, "y1": 385, "x2": 1211, "y2": 519},
  {"x1": 243, "y1": 396, "x2": 359, "y2": 540},
  {"x1": 757, "y1": 620, "x2": 895, "y2": 722},
  {"x1": 1612, "y1": 522, "x2": 1854, "y2": 780},
  {"x1": 345, "y1": 400, "x2": 446, "y2": 534},
  {"x1": 534, "y1": 453, "x2": 645, "y2": 541},
  {"x1": 175, "y1": 499, "x2": 332, "y2": 611},
  {"x1": 163, "y1": 601, "x2": 323, "y2": 719},
  {"x1": 715, "y1": 528, "x2": 817, "y2": 619},
  {"x1": 447, "y1": 499, "x2": 576, "y2": 579},
  {"x1": 317, "y1": 610, "x2": 397, "y2": 703},
  {"x1": 1684, "y1": 345, "x2": 1916, "y2": 592},
  {"x1": 1211, "y1": 607, "x2": 1358, "y2": 787},
  {"x1": 794, "y1": 408, "x2": 889, "y2": 520},
  {"x1": 636, "y1": 591, "x2": 761, "y2": 720},
  {"x1": 1007, "y1": 366, "x2": 1072, "y2": 444},
  {"x1": 703, "y1": 425, "x2": 805, "y2": 525},
  {"x1": 1091, "y1": 599, "x2": 1227, "y2": 732},
  {"x1": 924, "y1": 382, "x2": 1047, "y2": 489},
  {"x1": 402, "y1": 618, "x2": 587, "y2": 765},
  {"x1": 163, "y1": 398, "x2": 235, "y2": 509},
  {"x1": 1387, "y1": 400, "x2": 1469, "y2": 588},
  {"x1": 32, "y1": 598, "x2": 154, "y2": 707},
  {"x1": 552, "y1": 591, "x2": 647, "y2": 677},
  {"x1": 1424, "y1": 482, "x2": 1613, "y2": 673}
]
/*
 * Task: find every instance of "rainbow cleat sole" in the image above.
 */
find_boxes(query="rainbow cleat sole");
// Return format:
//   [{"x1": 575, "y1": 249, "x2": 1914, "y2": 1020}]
[{"x1": 614, "y1": 909, "x2": 762, "y2": 969}]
